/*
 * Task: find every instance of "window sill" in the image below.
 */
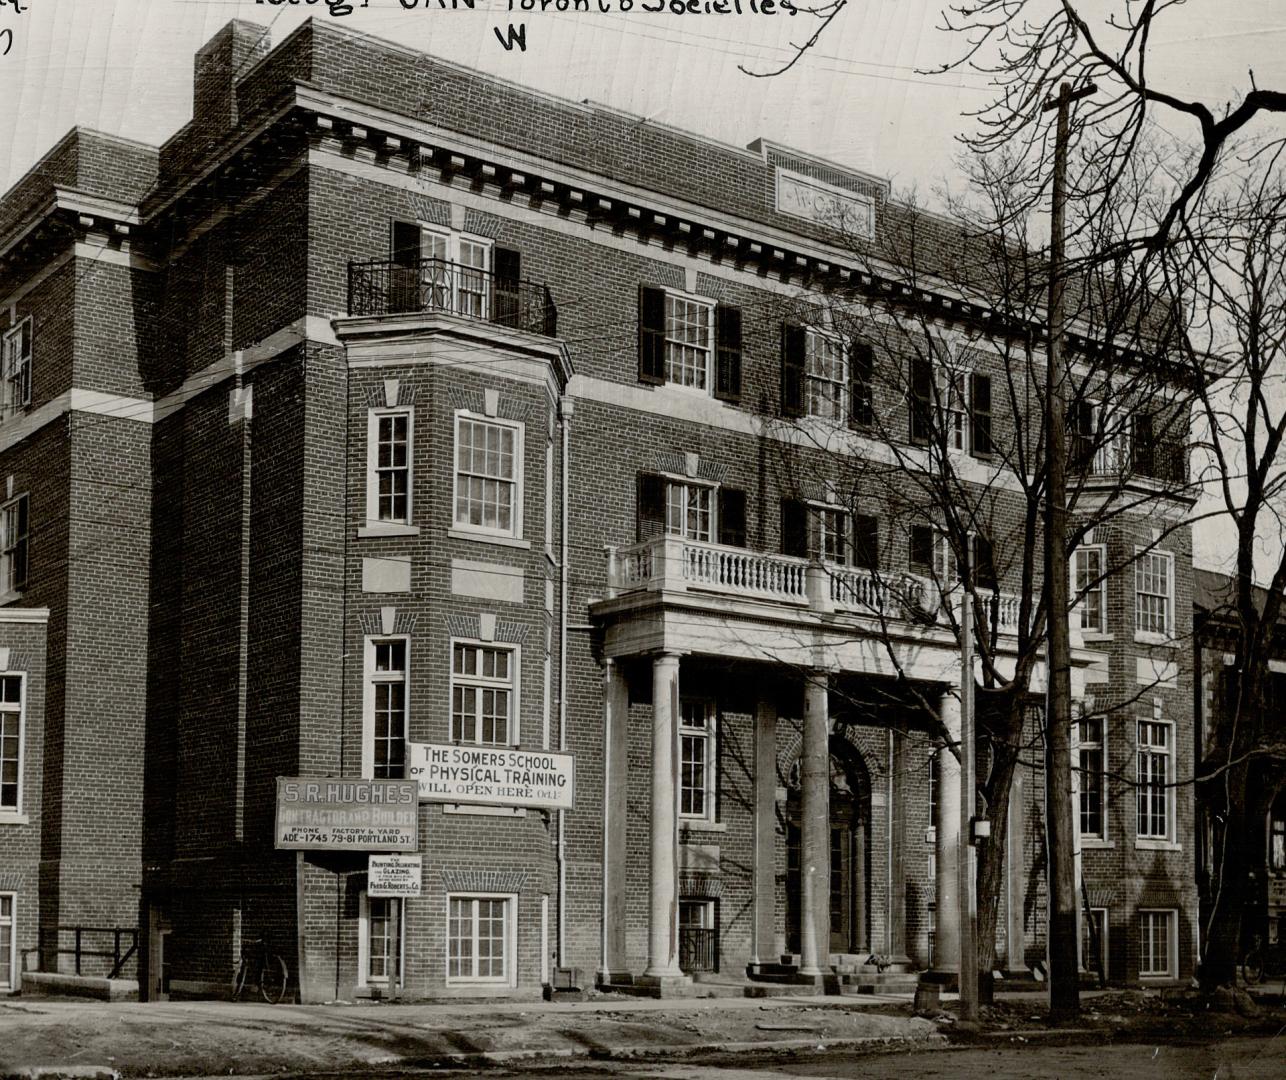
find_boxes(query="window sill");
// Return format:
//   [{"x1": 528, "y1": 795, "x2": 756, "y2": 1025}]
[
  {"x1": 680, "y1": 819, "x2": 726, "y2": 834},
  {"x1": 1080, "y1": 837, "x2": 1115, "y2": 849},
  {"x1": 448, "y1": 528, "x2": 531, "y2": 550},
  {"x1": 0, "y1": 811, "x2": 30, "y2": 825},
  {"x1": 0, "y1": 589, "x2": 25, "y2": 607},
  {"x1": 1134, "y1": 839, "x2": 1182, "y2": 852},
  {"x1": 1134, "y1": 632, "x2": 1177, "y2": 649},
  {"x1": 1081, "y1": 632, "x2": 1114, "y2": 644},
  {"x1": 358, "y1": 523, "x2": 420, "y2": 538}
]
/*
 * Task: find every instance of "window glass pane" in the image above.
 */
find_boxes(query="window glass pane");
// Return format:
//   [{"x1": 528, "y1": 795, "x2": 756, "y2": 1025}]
[
  {"x1": 456, "y1": 419, "x2": 518, "y2": 533},
  {"x1": 664, "y1": 295, "x2": 711, "y2": 389}
]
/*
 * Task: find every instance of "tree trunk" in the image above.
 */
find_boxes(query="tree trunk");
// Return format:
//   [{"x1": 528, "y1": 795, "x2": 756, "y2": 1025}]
[{"x1": 975, "y1": 696, "x2": 1023, "y2": 978}]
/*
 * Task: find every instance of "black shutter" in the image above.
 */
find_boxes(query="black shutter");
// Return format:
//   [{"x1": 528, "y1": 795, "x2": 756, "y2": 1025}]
[
  {"x1": 718, "y1": 487, "x2": 747, "y2": 548},
  {"x1": 852, "y1": 513, "x2": 879, "y2": 571},
  {"x1": 639, "y1": 286, "x2": 666, "y2": 385},
  {"x1": 781, "y1": 498, "x2": 808, "y2": 558},
  {"x1": 970, "y1": 372, "x2": 993, "y2": 457},
  {"x1": 493, "y1": 246, "x2": 521, "y2": 329},
  {"x1": 714, "y1": 304, "x2": 742, "y2": 403},
  {"x1": 390, "y1": 221, "x2": 421, "y2": 314},
  {"x1": 849, "y1": 339, "x2": 874, "y2": 427},
  {"x1": 910, "y1": 524, "x2": 934, "y2": 570},
  {"x1": 909, "y1": 355, "x2": 933, "y2": 444},
  {"x1": 1132, "y1": 413, "x2": 1155, "y2": 478},
  {"x1": 973, "y1": 534, "x2": 998, "y2": 590},
  {"x1": 781, "y1": 323, "x2": 806, "y2": 417},
  {"x1": 637, "y1": 473, "x2": 666, "y2": 540},
  {"x1": 1070, "y1": 400, "x2": 1094, "y2": 472}
]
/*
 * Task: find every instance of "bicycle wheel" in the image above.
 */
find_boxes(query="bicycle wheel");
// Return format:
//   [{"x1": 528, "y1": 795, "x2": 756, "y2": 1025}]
[
  {"x1": 259, "y1": 953, "x2": 289, "y2": 1004},
  {"x1": 233, "y1": 958, "x2": 250, "y2": 1001},
  {"x1": 1242, "y1": 948, "x2": 1265, "y2": 985}
]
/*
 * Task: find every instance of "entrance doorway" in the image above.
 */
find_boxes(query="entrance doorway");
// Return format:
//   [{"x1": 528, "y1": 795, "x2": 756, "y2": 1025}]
[{"x1": 786, "y1": 743, "x2": 869, "y2": 956}]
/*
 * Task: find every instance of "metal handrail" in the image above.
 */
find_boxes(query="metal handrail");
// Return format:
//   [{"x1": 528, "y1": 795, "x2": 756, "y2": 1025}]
[
  {"x1": 348, "y1": 256, "x2": 557, "y2": 337},
  {"x1": 35, "y1": 924, "x2": 139, "y2": 979}
]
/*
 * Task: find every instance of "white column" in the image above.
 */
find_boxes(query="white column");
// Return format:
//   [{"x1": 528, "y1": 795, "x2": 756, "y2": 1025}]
[
  {"x1": 644, "y1": 652, "x2": 686, "y2": 981},
  {"x1": 799, "y1": 673, "x2": 831, "y2": 978},
  {"x1": 935, "y1": 690, "x2": 962, "y2": 973}
]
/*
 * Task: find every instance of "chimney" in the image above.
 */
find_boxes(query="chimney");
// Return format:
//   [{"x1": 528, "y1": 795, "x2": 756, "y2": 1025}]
[{"x1": 192, "y1": 21, "x2": 272, "y2": 132}]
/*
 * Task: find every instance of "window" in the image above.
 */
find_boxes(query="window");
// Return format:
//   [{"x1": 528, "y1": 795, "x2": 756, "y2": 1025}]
[
  {"x1": 447, "y1": 894, "x2": 515, "y2": 984},
  {"x1": 1081, "y1": 906, "x2": 1108, "y2": 976},
  {"x1": 0, "y1": 675, "x2": 22, "y2": 813},
  {"x1": 0, "y1": 893, "x2": 13, "y2": 992},
  {"x1": 452, "y1": 642, "x2": 516, "y2": 746},
  {"x1": 1269, "y1": 804, "x2": 1285, "y2": 873},
  {"x1": 679, "y1": 699, "x2": 716, "y2": 820},
  {"x1": 392, "y1": 222, "x2": 494, "y2": 320},
  {"x1": 454, "y1": 413, "x2": 522, "y2": 539},
  {"x1": 1079, "y1": 716, "x2": 1105, "y2": 840},
  {"x1": 0, "y1": 494, "x2": 27, "y2": 596},
  {"x1": 780, "y1": 501, "x2": 876, "y2": 568},
  {"x1": 365, "y1": 638, "x2": 407, "y2": 779},
  {"x1": 1136, "y1": 720, "x2": 1172, "y2": 841},
  {"x1": 806, "y1": 331, "x2": 847, "y2": 421},
  {"x1": 678, "y1": 898, "x2": 718, "y2": 973},
  {"x1": 1134, "y1": 550, "x2": 1174, "y2": 638},
  {"x1": 1138, "y1": 909, "x2": 1176, "y2": 978},
  {"x1": 910, "y1": 524, "x2": 954, "y2": 582},
  {"x1": 667, "y1": 482, "x2": 712, "y2": 543},
  {"x1": 1073, "y1": 546, "x2": 1107, "y2": 634},
  {"x1": 1, "y1": 318, "x2": 31, "y2": 418},
  {"x1": 907, "y1": 350, "x2": 991, "y2": 456},
  {"x1": 362, "y1": 895, "x2": 401, "y2": 986},
  {"x1": 365, "y1": 410, "x2": 413, "y2": 529},
  {"x1": 637, "y1": 475, "x2": 746, "y2": 548},
  {"x1": 639, "y1": 288, "x2": 741, "y2": 400}
]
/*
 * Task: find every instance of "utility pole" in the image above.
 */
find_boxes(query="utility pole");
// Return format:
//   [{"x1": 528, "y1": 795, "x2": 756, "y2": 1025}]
[
  {"x1": 1041, "y1": 80, "x2": 1094, "y2": 1023},
  {"x1": 958, "y1": 546, "x2": 977, "y2": 1021}
]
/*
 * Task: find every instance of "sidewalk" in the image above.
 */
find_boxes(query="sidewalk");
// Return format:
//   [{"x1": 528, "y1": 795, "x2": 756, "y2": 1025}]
[{"x1": 0, "y1": 991, "x2": 940, "y2": 1078}]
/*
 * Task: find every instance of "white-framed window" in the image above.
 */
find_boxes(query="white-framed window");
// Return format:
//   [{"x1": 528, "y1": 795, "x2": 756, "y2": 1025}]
[
  {"x1": 364, "y1": 409, "x2": 413, "y2": 530},
  {"x1": 451, "y1": 641, "x2": 517, "y2": 746},
  {"x1": 454, "y1": 412, "x2": 523, "y2": 540},
  {"x1": 0, "y1": 892, "x2": 14, "y2": 992},
  {"x1": 805, "y1": 330, "x2": 847, "y2": 422},
  {"x1": 910, "y1": 524, "x2": 954, "y2": 582},
  {"x1": 1138, "y1": 908, "x2": 1177, "y2": 978},
  {"x1": 419, "y1": 227, "x2": 493, "y2": 320},
  {"x1": 663, "y1": 293, "x2": 714, "y2": 390},
  {"x1": 1134, "y1": 549, "x2": 1174, "y2": 639},
  {"x1": 359, "y1": 893, "x2": 402, "y2": 988},
  {"x1": 678, "y1": 898, "x2": 718, "y2": 973},
  {"x1": 1081, "y1": 906, "x2": 1109, "y2": 975},
  {"x1": 364, "y1": 637, "x2": 408, "y2": 779},
  {"x1": 814, "y1": 505, "x2": 848, "y2": 565},
  {"x1": 679, "y1": 699, "x2": 716, "y2": 821},
  {"x1": 1, "y1": 318, "x2": 31, "y2": 419},
  {"x1": 1, "y1": 494, "x2": 28, "y2": 596},
  {"x1": 446, "y1": 893, "x2": 516, "y2": 985},
  {"x1": 1136, "y1": 719, "x2": 1173, "y2": 842},
  {"x1": 0, "y1": 675, "x2": 23, "y2": 814},
  {"x1": 1078, "y1": 715, "x2": 1105, "y2": 841},
  {"x1": 666, "y1": 481, "x2": 713, "y2": 543},
  {"x1": 1073, "y1": 545, "x2": 1108, "y2": 635}
]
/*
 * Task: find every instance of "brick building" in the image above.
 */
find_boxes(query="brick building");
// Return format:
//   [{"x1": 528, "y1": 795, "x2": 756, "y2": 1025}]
[{"x1": 0, "y1": 18, "x2": 1198, "y2": 999}]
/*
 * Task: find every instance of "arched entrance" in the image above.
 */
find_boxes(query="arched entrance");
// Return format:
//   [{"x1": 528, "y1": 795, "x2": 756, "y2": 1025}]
[{"x1": 786, "y1": 737, "x2": 870, "y2": 955}]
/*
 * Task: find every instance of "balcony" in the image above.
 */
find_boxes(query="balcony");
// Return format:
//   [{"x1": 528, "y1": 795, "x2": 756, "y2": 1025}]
[
  {"x1": 347, "y1": 257, "x2": 557, "y2": 338},
  {"x1": 606, "y1": 536, "x2": 1023, "y2": 633}
]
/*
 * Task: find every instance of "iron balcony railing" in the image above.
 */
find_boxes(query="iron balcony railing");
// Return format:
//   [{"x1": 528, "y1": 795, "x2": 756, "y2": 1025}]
[
  {"x1": 348, "y1": 257, "x2": 557, "y2": 337},
  {"x1": 679, "y1": 926, "x2": 719, "y2": 973}
]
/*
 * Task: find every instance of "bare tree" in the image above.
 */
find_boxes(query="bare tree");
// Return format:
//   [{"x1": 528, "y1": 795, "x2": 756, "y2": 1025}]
[
  {"x1": 763, "y1": 145, "x2": 1195, "y2": 998},
  {"x1": 1163, "y1": 154, "x2": 1286, "y2": 990}
]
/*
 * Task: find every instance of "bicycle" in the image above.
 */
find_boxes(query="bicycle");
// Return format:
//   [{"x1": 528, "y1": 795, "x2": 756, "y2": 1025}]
[
  {"x1": 1241, "y1": 932, "x2": 1286, "y2": 985},
  {"x1": 233, "y1": 934, "x2": 290, "y2": 1004}
]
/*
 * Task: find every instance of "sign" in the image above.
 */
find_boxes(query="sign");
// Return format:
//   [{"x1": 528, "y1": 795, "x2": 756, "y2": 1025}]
[
  {"x1": 407, "y1": 742, "x2": 575, "y2": 811},
  {"x1": 776, "y1": 167, "x2": 874, "y2": 238},
  {"x1": 1268, "y1": 878, "x2": 1286, "y2": 910},
  {"x1": 274, "y1": 778, "x2": 418, "y2": 851},
  {"x1": 368, "y1": 854, "x2": 422, "y2": 898}
]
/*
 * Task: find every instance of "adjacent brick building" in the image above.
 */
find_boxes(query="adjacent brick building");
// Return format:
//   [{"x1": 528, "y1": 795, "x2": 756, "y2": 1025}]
[{"x1": 0, "y1": 17, "x2": 1199, "y2": 999}]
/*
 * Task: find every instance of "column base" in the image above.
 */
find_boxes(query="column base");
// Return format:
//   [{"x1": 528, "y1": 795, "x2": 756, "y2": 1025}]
[
  {"x1": 634, "y1": 972, "x2": 694, "y2": 997},
  {"x1": 924, "y1": 968, "x2": 960, "y2": 993}
]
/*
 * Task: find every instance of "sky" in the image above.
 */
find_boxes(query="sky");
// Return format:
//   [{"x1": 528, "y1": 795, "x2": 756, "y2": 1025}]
[{"x1": 2, "y1": 0, "x2": 1286, "y2": 577}]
